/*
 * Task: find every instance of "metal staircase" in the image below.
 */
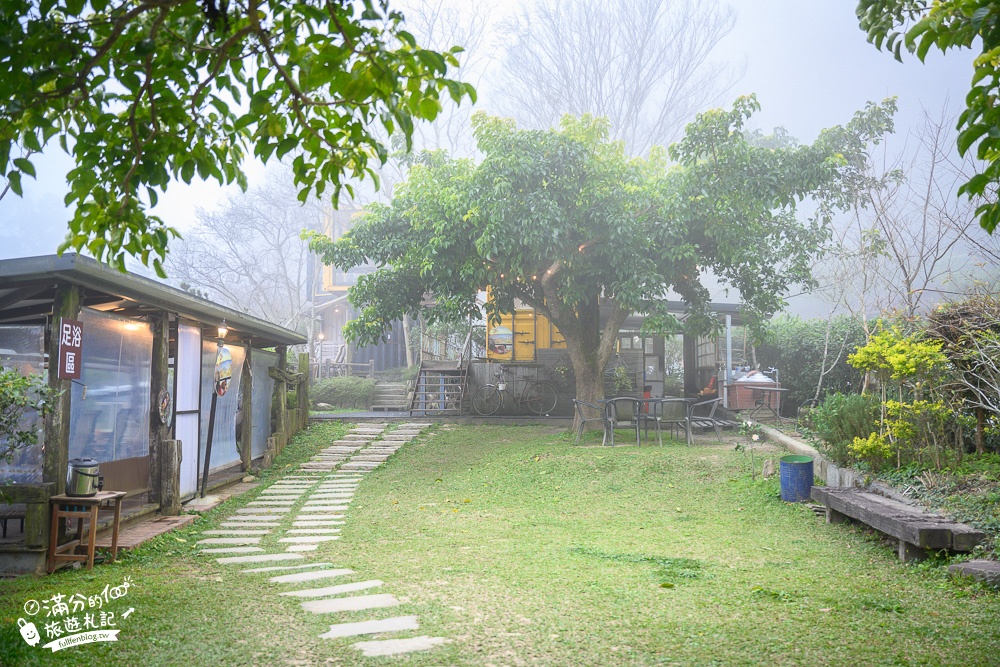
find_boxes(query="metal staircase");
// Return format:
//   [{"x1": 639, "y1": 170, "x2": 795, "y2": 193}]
[
  {"x1": 408, "y1": 360, "x2": 469, "y2": 416},
  {"x1": 408, "y1": 317, "x2": 476, "y2": 417}
]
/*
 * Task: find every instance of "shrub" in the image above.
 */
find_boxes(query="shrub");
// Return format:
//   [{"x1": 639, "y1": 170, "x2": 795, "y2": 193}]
[
  {"x1": 756, "y1": 315, "x2": 867, "y2": 414},
  {"x1": 0, "y1": 367, "x2": 58, "y2": 463},
  {"x1": 808, "y1": 392, "x2": 880, "y2": 466},
  {"x1": 312, "y1": 376, "x2": 377, "y2": 410}
]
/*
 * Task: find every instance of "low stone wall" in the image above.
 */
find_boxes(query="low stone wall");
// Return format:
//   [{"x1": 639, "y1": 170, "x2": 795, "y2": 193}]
[{"x1": 761, "y1": 425, "x2": 866, "y2": 488}]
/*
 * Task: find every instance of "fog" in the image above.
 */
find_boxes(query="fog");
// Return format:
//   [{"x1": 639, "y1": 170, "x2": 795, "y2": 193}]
[{"x1": 0, "y1": 0, "x2": 982, "y2": 319}]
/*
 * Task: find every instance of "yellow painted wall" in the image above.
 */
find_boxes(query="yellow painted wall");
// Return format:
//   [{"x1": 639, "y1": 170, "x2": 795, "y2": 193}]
[{"x1": 485, "y1": 288, "x2": 566, "y2": 361}]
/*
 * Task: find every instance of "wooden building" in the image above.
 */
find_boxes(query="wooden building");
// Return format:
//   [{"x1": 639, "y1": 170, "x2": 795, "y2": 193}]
[{"x1": 0, "y1": 254, "x2": 307, "y2": 573}]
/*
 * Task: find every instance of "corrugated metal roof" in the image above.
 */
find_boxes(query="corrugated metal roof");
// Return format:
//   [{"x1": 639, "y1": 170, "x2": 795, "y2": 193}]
[{"x1": 0, "y1": 254, "x2": 306, "y2": 347}]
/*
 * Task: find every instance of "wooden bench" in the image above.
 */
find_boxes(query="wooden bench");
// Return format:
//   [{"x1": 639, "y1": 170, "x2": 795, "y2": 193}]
[{"x1": 812, "y1": 486, "x2": 985, "y2": 562}]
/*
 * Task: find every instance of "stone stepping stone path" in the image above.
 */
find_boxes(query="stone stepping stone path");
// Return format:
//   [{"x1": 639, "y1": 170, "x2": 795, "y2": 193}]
[
  {"x1": 319, "y1": 616, "x2": 419, "y2": 639},
  {"x1": 287, "y1": 528, "x2": 341, "y2": 534},
  {"x1": 279, "y1": 580, "x2": 382, "y2": 598},
  {"x1": 245, "y1": 562, "x2": 334, "y2": 574},
  {"x1": 193, "y1": 423, "x2": 447, "y2": 659},
  {"x1": 217, "y1": 553, "x2": 304, "y2": 564},
  {"x1": 269, "y1": 568, "x2": 354, "y2": 583},
  {"x1": 196, "y1": 537, "x2": 261, "y2": 545},
  {"x1": 200, "y1": 546, "x2": 264, "y2": 554},
  {"x1": 353, "y1": 636, "x2": 449, "y2": 657},
  {"x1": 279, "y1": 535, "x2": 341, "y2": 543},
  {"x1": 301, "y1": 594, "x2": 400, "y2": 614}
]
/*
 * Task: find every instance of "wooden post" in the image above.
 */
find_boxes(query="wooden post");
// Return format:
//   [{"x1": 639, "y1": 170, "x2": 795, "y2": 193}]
[
  {"x1": 241, "y1": 347, "x2": 253, "y2": 471},
  {"x1": 369, "y1": 358, "x2": 375, "y2": 379},
  {"x1": 148, "y1": 312, "x2": 169, "y2": 506},
  {"x1": 274, "y1": 346, "x2": 288, "y2": 444},
  {"x1": 44, "y1": 284, "x2": 80, "y2": 497},
  {"x1": 298, "y1": 352, "x2": 310, "y2": 430}
]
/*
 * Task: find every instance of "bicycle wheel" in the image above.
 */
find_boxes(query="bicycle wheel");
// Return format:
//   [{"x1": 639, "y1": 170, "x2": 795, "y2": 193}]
[
  {"x1": 472, "y1": 385, "x2": 503, "y2": 416},
  {"x1": 524, "y1": 382, "x2": 559, "y2": 415}
]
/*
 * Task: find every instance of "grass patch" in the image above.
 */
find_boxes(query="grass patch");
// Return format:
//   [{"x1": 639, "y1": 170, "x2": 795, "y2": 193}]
[{"x1": 3, "y1": 423, "x2": 1000, "y2": 666}]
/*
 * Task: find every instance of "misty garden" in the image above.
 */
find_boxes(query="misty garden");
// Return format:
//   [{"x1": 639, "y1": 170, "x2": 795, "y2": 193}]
[{"x1": 1, "y1": 1, "x2": 1000, "y2": 665}]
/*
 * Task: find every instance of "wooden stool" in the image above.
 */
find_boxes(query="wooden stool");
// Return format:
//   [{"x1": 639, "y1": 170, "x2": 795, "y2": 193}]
[{"x1": 47, "y1": 491, "x2": 126, "y2": 573}]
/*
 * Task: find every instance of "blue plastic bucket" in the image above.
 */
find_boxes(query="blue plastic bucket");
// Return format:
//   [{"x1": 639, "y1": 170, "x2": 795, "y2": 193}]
[{"x1": 779, "y1": 455, "x2": 813, "y2": 502}]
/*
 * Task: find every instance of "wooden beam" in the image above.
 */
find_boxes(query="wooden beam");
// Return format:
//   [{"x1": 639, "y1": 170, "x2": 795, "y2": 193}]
[
  {"x1": 0, "y1": 285, "x2": 50, "y2": 311},
  {"x1": 240, "y1": 347, "x2": 253, "y2": 472},
  {"x1": 148, "y1": 312, "x2": 169, "y2": 506},
  {"x1": 44, "y1": 285, "x2": 80, "y2": 498}
]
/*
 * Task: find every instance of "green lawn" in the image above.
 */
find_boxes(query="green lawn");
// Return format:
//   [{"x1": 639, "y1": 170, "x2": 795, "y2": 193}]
[{"x1": 2, "y1": 423, "x2": 999, "y2": 666}]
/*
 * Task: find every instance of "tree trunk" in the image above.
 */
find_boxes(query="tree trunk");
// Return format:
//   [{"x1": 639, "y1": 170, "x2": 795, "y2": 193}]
[{"x1": 976, "y1": 406, "x2": 985, "y2": 455}]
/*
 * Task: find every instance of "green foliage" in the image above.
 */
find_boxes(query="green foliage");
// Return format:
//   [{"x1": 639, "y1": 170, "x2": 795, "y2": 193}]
[
  {"x1": 311, "y1": 376, "x2": 377, "y2": 410},
  {"x1": 308, "y1": 99, "x2": 895, "y2": 404},
  {"x1": 0, "y1": 0, "x2": 475, "y2": 275},
  {"x1": 609, "y1": 365, "x2": 633, "y2": 393},
  {"x1": 806, "y1": 392, "x2": 882, "y2": 466},
  {"x1": 849, "y1": 432, "x2": 893, "y2": 467},
  {"x1": 0, "y1": 367, "x2": 58, "y2": 462},
  {"x1": 848, "y1": 323, "x2": 948, "y2": 381},
  {"x1": 856, "y1": 0, "x2": 1000, "y2": 233},
  {"x1": 757, "y1": 314, "x2": 867, "y2": 412}
]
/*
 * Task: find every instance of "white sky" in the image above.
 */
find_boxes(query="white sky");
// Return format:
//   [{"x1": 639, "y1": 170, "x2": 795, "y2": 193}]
[{"x1": 0, "y1": 0, "x2": 975, "y2": 263}]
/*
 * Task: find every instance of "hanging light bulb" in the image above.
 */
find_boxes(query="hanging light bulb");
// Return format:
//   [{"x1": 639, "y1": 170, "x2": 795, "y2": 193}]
[{"x1": 218, "y1": 319, "x2": 229, "y2": 340}]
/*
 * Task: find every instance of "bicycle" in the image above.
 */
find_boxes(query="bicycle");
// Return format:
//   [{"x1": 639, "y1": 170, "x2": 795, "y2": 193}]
[{"x1": 472, "y1": 364, "x2": 559, "y2": 416}]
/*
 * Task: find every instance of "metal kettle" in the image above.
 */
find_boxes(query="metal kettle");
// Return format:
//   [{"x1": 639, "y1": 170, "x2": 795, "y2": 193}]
[{"x1": 67, "y1": 458, "x2": 102, "y2": 497}]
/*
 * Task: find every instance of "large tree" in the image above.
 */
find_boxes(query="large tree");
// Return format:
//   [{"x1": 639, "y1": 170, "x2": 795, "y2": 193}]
[
  {"x1": 857, "y1": 0, "x2": 1000, "y2": 233},
  {"x1": 0, "y1": 0, "x2": 474, "y2": 275},
  {"x1": 307, "y1": 99, "x2": 895, "y2": 417}
]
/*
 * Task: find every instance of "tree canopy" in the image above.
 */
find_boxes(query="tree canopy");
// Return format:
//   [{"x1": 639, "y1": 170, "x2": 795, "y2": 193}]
[
  {"x1": 857, "y1": 0, "x2": 1000, "y2": 233},
  {"x1": 0, "y1": 0, "x2": 475, "y2": 275},
  {"x1": 307, "y1": 98, "x2": 895, "y2": 405}
]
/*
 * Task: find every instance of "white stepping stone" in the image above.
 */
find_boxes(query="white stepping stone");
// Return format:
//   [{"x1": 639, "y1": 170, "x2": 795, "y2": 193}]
[
  {"x1": 236, "y1": 508, "x2": 289, "y2": 514},
  {"x1": 301, "y1": 594, "x2": 400, "y2": 614},
  {"x1": 203, "y1": 530, "x2": 270, "y2": 536},
  {"x1": 287, "y1": 528, "x2": 341, "y2": 534},
  {"x1": 319, "y1": 616, "x2": 419, "y2": 639},
  {"x1": 269, "y1": 568, "x2": 354, "y2": 583},
  {"x1": 221, "y1": 522, "x2": 280, "y2": 529},
  {"x1": 309, "y1": 494, "x2": 353, "y2": 500},
  {"x1": 227, "y1": 514, "x2": 286, "y2": 520},
  {"x1": 248, "y1": 501, "x2": 296, "y2": 506},
  {"x1": 243, "y1": 562, "x2": 333, "y2": 574},
  {"x1": 352, "y1": 636, "x2": 449, "y2": 657},
  {"x1": 279, "y1": 535, "x2": 341, "y2": 543},
  {"x1": 293, "y1": 521, "x2": 345, "y2": 527},
  {"x1": 280, "y1": 580, "x2": 382, "y2": 598},
  {"x1": 199, "y1": 546, "x2": 264, "y2": 554},
  {"x1": 196, "y1": 537, "x2": 262, "y2": 545},
  {"x1": 300, "y1": 505, "x2": 349, "y2": 512},
  {"x1": 286, "y1": 544, "x2": 319, "y2": 552},
  {"x1": 216, "y1": 553, "x2": 304, "y2": 564},
  {"x1": 295, "y1": 515, "x2": 345, "y2": 521}
]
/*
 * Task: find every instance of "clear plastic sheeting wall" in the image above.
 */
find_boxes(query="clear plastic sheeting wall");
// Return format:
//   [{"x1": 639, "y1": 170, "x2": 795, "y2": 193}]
[
  {"x1": 199, "y1": 342, "x2": 245, "y2": 474},
  {"x1": 0, "y1": 326, "x2": 46, "y2": 484},
  {"x1": 250, "y1": 350, "x2": 278, "y2": 459},
  {"x1": 68, "y1": 310, "x2": 153, "y2": 463}
]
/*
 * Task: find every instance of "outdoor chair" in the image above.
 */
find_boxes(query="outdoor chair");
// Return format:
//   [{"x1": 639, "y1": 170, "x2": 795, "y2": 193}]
[
  {"x1": 573, "y1": 399, "x2": 608, "y2": 445},
  {"x1": 686, "y1": 398, "x2": 730, "y2": 441},
  {"x1": 640, "y1": 397, "x2": 692, "y2": 446},
  {"x1": 604, "y1": 397, "x2": 641, "y2": 447}
]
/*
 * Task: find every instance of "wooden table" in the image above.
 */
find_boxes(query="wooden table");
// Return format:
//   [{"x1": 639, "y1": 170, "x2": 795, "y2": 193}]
[{"x1": 47, "y1": 491, "x2": 126, "y2": 573}]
